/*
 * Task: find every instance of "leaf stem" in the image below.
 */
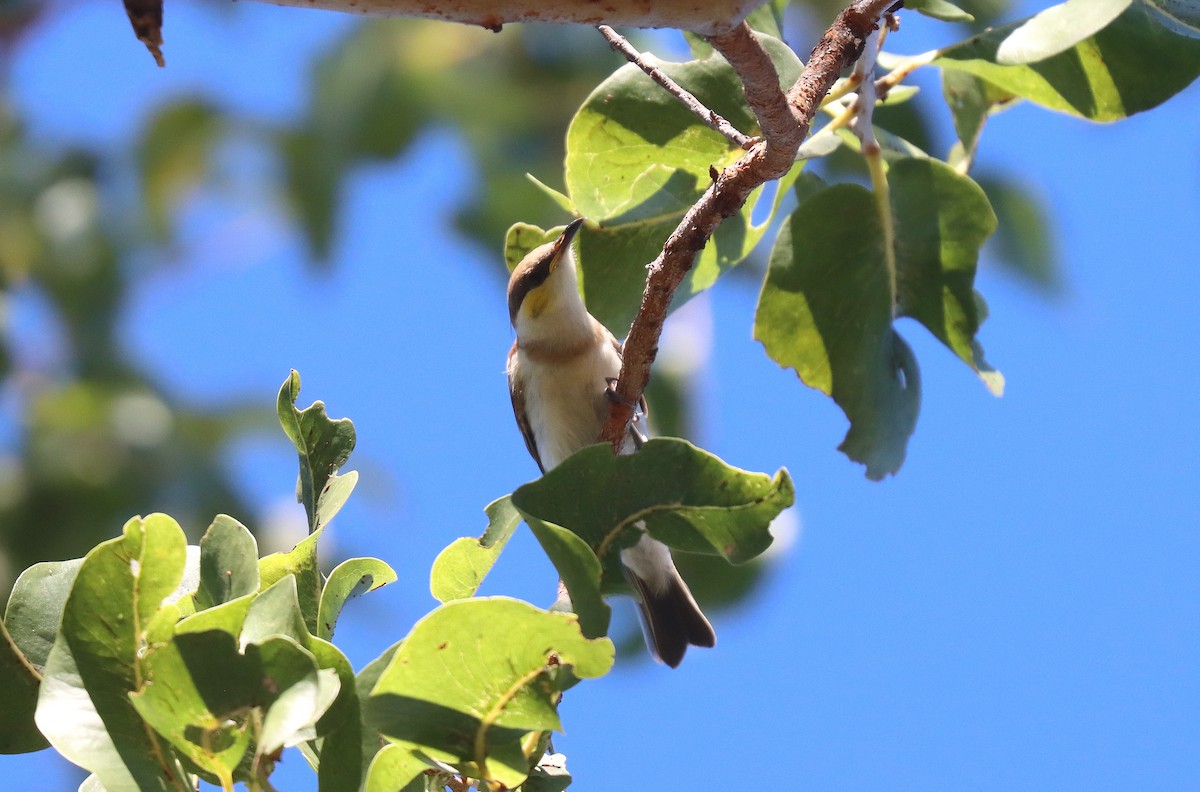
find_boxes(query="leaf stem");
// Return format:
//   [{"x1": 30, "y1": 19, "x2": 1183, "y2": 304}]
[{"x1": 850, "y1": 29, "x2": 897, "y2": 312}]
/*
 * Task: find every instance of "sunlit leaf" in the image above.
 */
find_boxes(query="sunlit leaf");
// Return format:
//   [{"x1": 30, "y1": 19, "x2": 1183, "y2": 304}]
[
  {"x1": 318, "y1": 557, "x2": 397, "y2": 640},
  {"x1": 511, "y1": 439, "x2": 790, "y2": 620},
  {"x1": 994, "y1": 0, "x2": 1132, "y2": 65},
  {"x1": 369, "y1": 598, "x2": 613, "y2": 790},
  {"x1": 34, "y1": 514, "x2": 193, "y2": 790},
  {"x1": 935, "y1": 1, "x2": 1200, "y2": 120},
  {"x1": 906, "y1": 0, "x2": 975, "y2": 22},
  {"x1": 430, "y1": 496, "x2": 521, "y2": 603},
  {"x1": 277, "y1": 370, "x2": 358, "y2": 535},
  {"x1": 564, "y1": 32, "x2": 804, "y2": 331}
]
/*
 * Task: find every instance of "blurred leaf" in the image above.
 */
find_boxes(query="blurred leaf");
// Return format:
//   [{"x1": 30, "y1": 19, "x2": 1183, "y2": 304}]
[
  {"x1": 564, "y1": 33, "x2": 804, "y2": 331},
  {"x1": 978, "y1": 173, "x2": 1061, "y2": 292},
  {"x1": 318, "y1": 556, "x2": 397, "y2": 640},
  {"x1": 1145, "y1": 0, "x2": 1200, "y2": 36},
  {"x1": 195, "y1": 514, "x2": 259, "y2": 610},
  {"x1": 994, "y1": 0, "x2": 1132, "y2": 65},
  {"x1": 34, "y1": 514, "x2": 192, "y2": 790},
  {"x1": 511, "y1": 439, "x2": 789, "y2": 625},
  {"x1": 0, "y1": 617, "x2": 45, "y2": 754},
  {"x1": 935, "y1": 1, "x2": 1200, "y2": 120},
  {"x1": 756, "y1": 159, "x2": 1000, "y2": 479},
  {"x1": 906, "y1": 0, "x2": 975, "y2": 22},
  {"x1": 369, "y1": 598, "x2": 613, "y2": 790},
  {"x1": 277, "y1": 370, "x2": 358, "y2": 535},
  {"x1": 430, "y1": 496, "x2": 520, "y2": 604},
  {"x1": 137, "y1": 99, "x2": 223, "y2": 242},
  {"x1": 744, "y1": 0, "x2": 789, "y2": 37}
]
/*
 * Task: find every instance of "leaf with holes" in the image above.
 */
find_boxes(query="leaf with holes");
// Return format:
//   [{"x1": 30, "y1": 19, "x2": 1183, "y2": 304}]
[
  {"x1": 277, "y1": 370, "x2": 358, "y2": 534},
  {"x1": 368, "y1": 598, "x2": 613, "y2": 790},
  {"x1": 430, "y1": 496, "x2": 521, "y2": 604}
]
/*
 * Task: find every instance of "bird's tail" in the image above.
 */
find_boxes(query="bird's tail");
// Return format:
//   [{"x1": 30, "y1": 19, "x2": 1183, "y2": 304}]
[{"x1": 621, "y1": 532, "x2": 715, "y2": 668}]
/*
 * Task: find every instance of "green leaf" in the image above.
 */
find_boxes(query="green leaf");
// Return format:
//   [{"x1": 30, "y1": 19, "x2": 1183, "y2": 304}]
[
  {"x1": 369, "y1": 598, "x2": 613, "y2": 789},
  {"x1": 319, "y1": 640, "x2": 403, "y2": 792},
  {"x1": 1146, "y1": 0, "x2": 1200, "y2": 36},
  {"x1": 257, "y1": 528, "x2": 324, "y2": 636},
  {"x1": 891, "y1": 161, "x2": 1004, "y2": 394},
  {"x1": 755, "y1": 159, "x2": 1000, "y2": 479},
  {"x1": 941, "y1": 69, "x2": 1017, "y2": 169},
  {"x1": 318, "y1": 556, "x2": 397, "y2": 640},
  {"x1": 176, "y1": 592, "x2": 255, "y2": 637},
  {"x1": 522, "y1": 518, "x2": 610, "y2": 640},
  {"x1": 564, "y1": 32, "x2": 804, "y2": 331},
  {"x1": 978, "y1": 173, "x2": 1062, "y2": 293},
  {"x1": 363, "y1": 743, "x2": 435, "y2": 792},
  {"x1": 935, "y1": 1, "x2": 1200, "y2": 120},
  {"x1": 241, "y1": 576, "x2": 357, "y2": 738},
  {"x1": 743, "y1": 0, "x2": 789, "y2": 38},
  {"x1": 504, "y1": 223, "x2": 566, "y2": 274},
  {"x1": 995, "y1": 0, "x2": 1132, "y2": 65},
  {"x1": 257, "y1": 642, "x2": 341, "y2": 755},
  {"x1": 4, "y1": 557, "x2": 83, "y2": 670},
  {"x1": 430, "y1": 496, "x2": 521, "y2": 603},
  {"x1": 906, "y1": 0, "x2": 975, "y2": 22},
  {"x1": 0, "y1": 617, "x2": 46, "y2": 754},
  {"x1": 35, "y1": 514, "x2": 193, "y2": 791},
  {"x1": 522, "y1": 755, "x2": 572, "y2": 792},
  {"x1": 137, "y1": 99, "x2": 224, "y2": 242},
  {"x1": 277, "y1": 370, "x2": 358, "y2": 535},
  {"x1": 195, "y1": 515, "x2": 259, "y2": 610},
  {"x1": 128, "y1": 630, "x2": 255, "y2": 788},
  {"x1": 511, "y1": 438, "x2": 791, "y2": 598},
  {"x1": 282, "y1": 129, "x2": 341, "y2": 261}
]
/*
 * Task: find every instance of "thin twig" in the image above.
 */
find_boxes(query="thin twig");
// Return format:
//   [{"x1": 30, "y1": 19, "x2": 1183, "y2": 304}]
[
  {"x1": 849, "y1": 28, "x2": 897, "y2": 312},
  {"x1": 599, "y1": 0, "x2": 898, "y2": 449},
  {"x1": 597, "y1": 25, "x2": 755, "y2": 149}
]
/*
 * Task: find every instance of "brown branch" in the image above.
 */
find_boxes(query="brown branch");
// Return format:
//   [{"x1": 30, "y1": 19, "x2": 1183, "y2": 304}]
[
  {"x1": 599, "y1": 0, "x2": 899, "y2": 449},
  {"x1": 598, "y1": 25, "x2": 755, "y2": 150},
  {"x1": 706, "y1": 22, "x2": 799, "y2": 165}
]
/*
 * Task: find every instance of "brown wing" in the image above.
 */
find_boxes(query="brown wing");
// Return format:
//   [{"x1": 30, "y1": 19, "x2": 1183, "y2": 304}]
[{"x1": 508, "y1": 342, "x2": 545, "y2": 473}]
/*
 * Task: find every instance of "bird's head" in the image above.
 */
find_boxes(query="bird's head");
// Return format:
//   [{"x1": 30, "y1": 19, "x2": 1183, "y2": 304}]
[{"x1": 507, "y1": 217, "x2": 585, "y2": 328}]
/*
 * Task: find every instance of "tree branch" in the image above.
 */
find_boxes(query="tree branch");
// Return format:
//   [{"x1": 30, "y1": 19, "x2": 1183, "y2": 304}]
[
  {"x1": 599, "y1": 0, "x2": 899, "y2": 449},
  {"x1": 598, "y1": 25, "x2": 754, "y2": 150}
]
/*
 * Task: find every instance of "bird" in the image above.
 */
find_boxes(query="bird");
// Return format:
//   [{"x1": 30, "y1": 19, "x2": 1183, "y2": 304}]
[{"x1": 505, "y1": 217, "x2": 715, "y2": 667}]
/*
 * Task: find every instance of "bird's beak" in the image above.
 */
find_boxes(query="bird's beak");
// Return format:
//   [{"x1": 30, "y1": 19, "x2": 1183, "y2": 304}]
[{"x1": 549, "y1": 217, "x2": 585, "y2": 270}]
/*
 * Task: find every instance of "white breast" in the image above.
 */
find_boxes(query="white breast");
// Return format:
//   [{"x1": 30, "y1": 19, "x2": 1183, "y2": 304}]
[{"x1": 514, "y1": 340, "x2": 623, "y2": 471}]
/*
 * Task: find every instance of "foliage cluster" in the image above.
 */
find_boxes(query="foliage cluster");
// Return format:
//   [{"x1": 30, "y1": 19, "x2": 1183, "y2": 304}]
[{"x1": 1, "y1": 0, "x2": 1198, "y2": 789}]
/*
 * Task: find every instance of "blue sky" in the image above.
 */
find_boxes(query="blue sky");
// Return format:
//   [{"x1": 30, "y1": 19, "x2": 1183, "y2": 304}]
[{"x1": 4, "y1": 0, "x2": 1199, "y2": 789}]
